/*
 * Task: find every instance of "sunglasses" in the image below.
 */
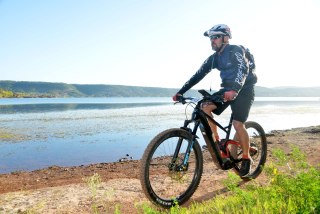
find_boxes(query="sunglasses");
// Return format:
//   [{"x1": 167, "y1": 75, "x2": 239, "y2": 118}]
[{"x1": 209, "y1": 35, "x2": 222, "y2": 40}]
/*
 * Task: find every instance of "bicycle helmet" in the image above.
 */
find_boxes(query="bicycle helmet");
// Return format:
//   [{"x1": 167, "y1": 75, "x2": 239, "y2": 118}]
[{"x1": 204, "y1": 24, "x2": 232, "y2": 39}]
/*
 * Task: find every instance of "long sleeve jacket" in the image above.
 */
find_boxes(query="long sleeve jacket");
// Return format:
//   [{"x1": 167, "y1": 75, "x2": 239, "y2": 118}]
[{"x1": 178, "y1": 44, "x2": 257, "y2": 95}]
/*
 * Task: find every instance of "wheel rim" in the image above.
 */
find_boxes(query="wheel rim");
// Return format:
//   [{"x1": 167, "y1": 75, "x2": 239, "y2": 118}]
[{"x1": 147, "y1": 136, "x2": 199, "y2": 201}]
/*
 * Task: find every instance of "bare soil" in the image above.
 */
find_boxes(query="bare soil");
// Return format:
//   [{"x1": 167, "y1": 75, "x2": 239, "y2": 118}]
[{"x1": 0, "y1": 125, "x2": 319, "y2": 213}]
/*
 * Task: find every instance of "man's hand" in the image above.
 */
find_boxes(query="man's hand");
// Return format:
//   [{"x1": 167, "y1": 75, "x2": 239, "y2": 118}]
[
  {"x1": 173, "y1": 93, "x2": 182, "y2": 101},
  {"x1": 224, "y1": 90, "x2": 238, "y2": 101}
]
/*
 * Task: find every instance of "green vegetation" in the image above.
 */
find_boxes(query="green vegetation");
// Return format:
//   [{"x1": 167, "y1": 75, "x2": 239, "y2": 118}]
[
  {"x1": 135, "y1": 145, "x2": 320, "y2": 213},
  {"x1": 82, "y1": 173, "x2": 120, "y2": 214},
  {"x1": 1, "y1": 80, "x2": 320, "y2": 98},
  {"x1": 0, "y1": 88, "x2": 13, "y2": 98},
  {"x1": 0, "y1": 88, "x2": 55, "y2": 98}
]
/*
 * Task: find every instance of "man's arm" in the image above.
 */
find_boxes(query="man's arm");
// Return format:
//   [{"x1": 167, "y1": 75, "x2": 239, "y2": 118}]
[{"x1": 177, "y1": 54, "x2": 215, "y2": 95}]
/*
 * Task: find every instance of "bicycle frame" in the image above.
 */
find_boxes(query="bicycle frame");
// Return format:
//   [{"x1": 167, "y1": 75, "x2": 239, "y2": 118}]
[{"x1": 171, "y1": 99, "x2": 242, "y2": 171}]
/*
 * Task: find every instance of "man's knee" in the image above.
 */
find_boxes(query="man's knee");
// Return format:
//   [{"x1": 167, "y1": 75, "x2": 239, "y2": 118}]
[
  {"x1": 201, "y1": 103, "x2": 217, "y2": 114},
  {"x1": 233, "y1": 120, "x2": 245, "y2": 131}
]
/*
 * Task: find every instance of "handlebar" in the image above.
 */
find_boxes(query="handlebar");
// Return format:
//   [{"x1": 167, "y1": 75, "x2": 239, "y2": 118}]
[{"x1": 175, "y1": 94, "x2": 224, "y2": 105}]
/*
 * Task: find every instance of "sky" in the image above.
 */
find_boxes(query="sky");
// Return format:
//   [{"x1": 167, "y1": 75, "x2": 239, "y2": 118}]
[{"x1": 1, "y1": 0, "x2": 320, "y2": 91}]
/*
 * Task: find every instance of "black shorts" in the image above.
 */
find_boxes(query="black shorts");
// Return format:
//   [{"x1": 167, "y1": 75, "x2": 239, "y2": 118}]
[{"x1": 212, "y1": 87, "x2": 255, "y2": 123}]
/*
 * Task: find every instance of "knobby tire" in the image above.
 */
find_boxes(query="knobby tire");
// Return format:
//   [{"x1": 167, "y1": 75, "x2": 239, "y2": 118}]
[
  {"x1": 140, "y1": 128, "x2": 203, "y2": 207},
  {"x1": 231, "y1": 121, "x2": 267, "y2": 180}
]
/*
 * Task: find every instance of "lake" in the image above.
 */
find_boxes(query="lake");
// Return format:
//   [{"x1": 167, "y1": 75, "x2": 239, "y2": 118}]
[{"x1": 0, "y1": 97, "x2": 320, "y2": 174}]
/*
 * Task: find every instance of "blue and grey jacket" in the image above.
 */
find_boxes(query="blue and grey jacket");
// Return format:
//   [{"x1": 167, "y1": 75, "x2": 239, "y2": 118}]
[{"x1": 178, "y1": 44, "x2": 257, "y2": 95}]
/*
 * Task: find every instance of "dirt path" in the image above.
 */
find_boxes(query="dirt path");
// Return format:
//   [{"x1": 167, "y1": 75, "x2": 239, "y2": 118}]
[{"x1": 0, "y1": 125, "x2": 319, "y2": 213}]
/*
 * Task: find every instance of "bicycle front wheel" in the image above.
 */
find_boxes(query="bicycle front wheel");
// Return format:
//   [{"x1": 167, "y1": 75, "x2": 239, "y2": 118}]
[
  {"x1": 231, "y1": 121, "x2": 267, "y2": 180},
  {"x1": 140, "y1": 128, "x2": 203, "y2": 207}
]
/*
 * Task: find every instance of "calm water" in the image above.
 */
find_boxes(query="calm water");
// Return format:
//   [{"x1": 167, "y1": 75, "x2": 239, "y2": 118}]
[{"x1": 0, "y1": 97, "x2": 320, "y2": 174}]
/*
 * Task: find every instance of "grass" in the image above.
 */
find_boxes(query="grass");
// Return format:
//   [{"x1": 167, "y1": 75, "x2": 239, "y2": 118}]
[
  {"x1": 82, "y1": 173, "x2": 119, "y2": 214},
  {"x1": 135, "y1": 145, "x2": 320, "y2": 213}
]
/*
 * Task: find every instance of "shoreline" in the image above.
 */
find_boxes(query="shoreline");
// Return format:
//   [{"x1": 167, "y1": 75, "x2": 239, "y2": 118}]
[
  {"x1": 1, "y1": 125, "x2": 319, "y2": 179},
  {"x1": 0, "y1": 125, "x2": 319, "y2": 213},
  {"x1": 0, "y1": 123, "x2": 319, "y2": 176}
]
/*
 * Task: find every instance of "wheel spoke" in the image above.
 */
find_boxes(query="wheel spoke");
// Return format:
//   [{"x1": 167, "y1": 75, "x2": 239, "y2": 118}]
[
  {"x1": 140, "y1": 129, "x2": 203, "y2": 207},
  {"x1": 149, "y1": 136, "x2": 196, "y2": 199}
]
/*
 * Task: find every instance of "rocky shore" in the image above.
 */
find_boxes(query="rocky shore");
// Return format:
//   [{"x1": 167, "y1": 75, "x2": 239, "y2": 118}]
[{"x1": 0, "y1": 125, "x2": 319, "y2": 213}]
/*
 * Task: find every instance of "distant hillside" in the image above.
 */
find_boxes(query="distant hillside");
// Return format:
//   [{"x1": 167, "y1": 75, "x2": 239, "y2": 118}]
[
  {"x1": 0, "y1": 81, "x2": 83, "y2": 97},
  {"x1": 0, "y1": 81, "x2": 319, "y2": 98},
  {"x1": 0, "y1": 81, "x2": 200, "y2": 97},
  {"x1": 71, "y1": 84, "x2": 201, "y2": 97},
  {"x1": 255, "y1": 86, "x2": 320, "y2": 97}
]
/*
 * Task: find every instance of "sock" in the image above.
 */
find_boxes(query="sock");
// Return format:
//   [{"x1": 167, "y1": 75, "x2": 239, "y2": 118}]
[
  {"x1": 215, "y1": 135, "x2": 220, "y2": 142},
  {"x1": 242, "y1": 154, "x2": 250, "y2": 159}
]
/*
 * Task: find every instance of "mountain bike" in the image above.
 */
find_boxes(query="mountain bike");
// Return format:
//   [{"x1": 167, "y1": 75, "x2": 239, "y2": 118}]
[{"x1": 139, "y1": 90, "x2": 267, "y2": 207}]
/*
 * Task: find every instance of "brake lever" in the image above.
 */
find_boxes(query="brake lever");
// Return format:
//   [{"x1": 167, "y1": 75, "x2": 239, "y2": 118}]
[{"x1": 174, "y1": 99, "x2": 186, "y2": 105}]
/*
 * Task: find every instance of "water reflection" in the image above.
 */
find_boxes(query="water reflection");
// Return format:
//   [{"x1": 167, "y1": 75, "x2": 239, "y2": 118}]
[{"x1": 0, "y1": 102, "x2": 172, "y2": 114}]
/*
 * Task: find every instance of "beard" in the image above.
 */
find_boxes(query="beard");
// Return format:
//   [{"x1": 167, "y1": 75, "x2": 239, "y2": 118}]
[{"x1": 211, "y1": 42, "x2": 220, "y2": 51}]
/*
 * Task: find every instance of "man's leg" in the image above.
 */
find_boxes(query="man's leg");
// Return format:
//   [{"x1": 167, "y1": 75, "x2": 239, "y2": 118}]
[
  {"x1": 230, "y1": 87, "x2": 255, "y2": 177},
  {"x1": 233, "y1": 120, "x2": 249, "y2": 156},
  {"x1": 201, "y1": 103, "x2": 220, "y2": 141},
  {"x1": 233, "y1": 120, "x2": 253, "y2": 177}
]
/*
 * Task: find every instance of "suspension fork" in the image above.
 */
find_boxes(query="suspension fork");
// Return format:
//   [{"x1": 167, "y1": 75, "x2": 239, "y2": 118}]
[
  {"x1": 182, "y1": 121, "x2": 200, "y2": 165},
  {"x1": 169, "y1": 120, "x2": 200, "y2": 171}
]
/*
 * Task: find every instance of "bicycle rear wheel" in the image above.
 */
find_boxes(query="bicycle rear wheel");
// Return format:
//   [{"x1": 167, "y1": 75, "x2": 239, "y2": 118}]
[
  {"x1": 140, "y1": 128, "x2": 203, "y2": 207},
  {"x1": 231, "y1": 121, "x2": 267, "y2": 180}
]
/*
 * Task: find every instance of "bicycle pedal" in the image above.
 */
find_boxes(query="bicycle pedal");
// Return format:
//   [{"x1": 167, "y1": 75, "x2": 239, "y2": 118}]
[{"x1": 202, "y1": 145, "x2": 208, "y2": 150}]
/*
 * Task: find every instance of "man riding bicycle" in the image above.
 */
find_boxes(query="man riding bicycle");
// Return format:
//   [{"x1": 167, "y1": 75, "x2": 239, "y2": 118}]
[{"x1": 173, "y1": 24, "x2": 257, "y2": 177}]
